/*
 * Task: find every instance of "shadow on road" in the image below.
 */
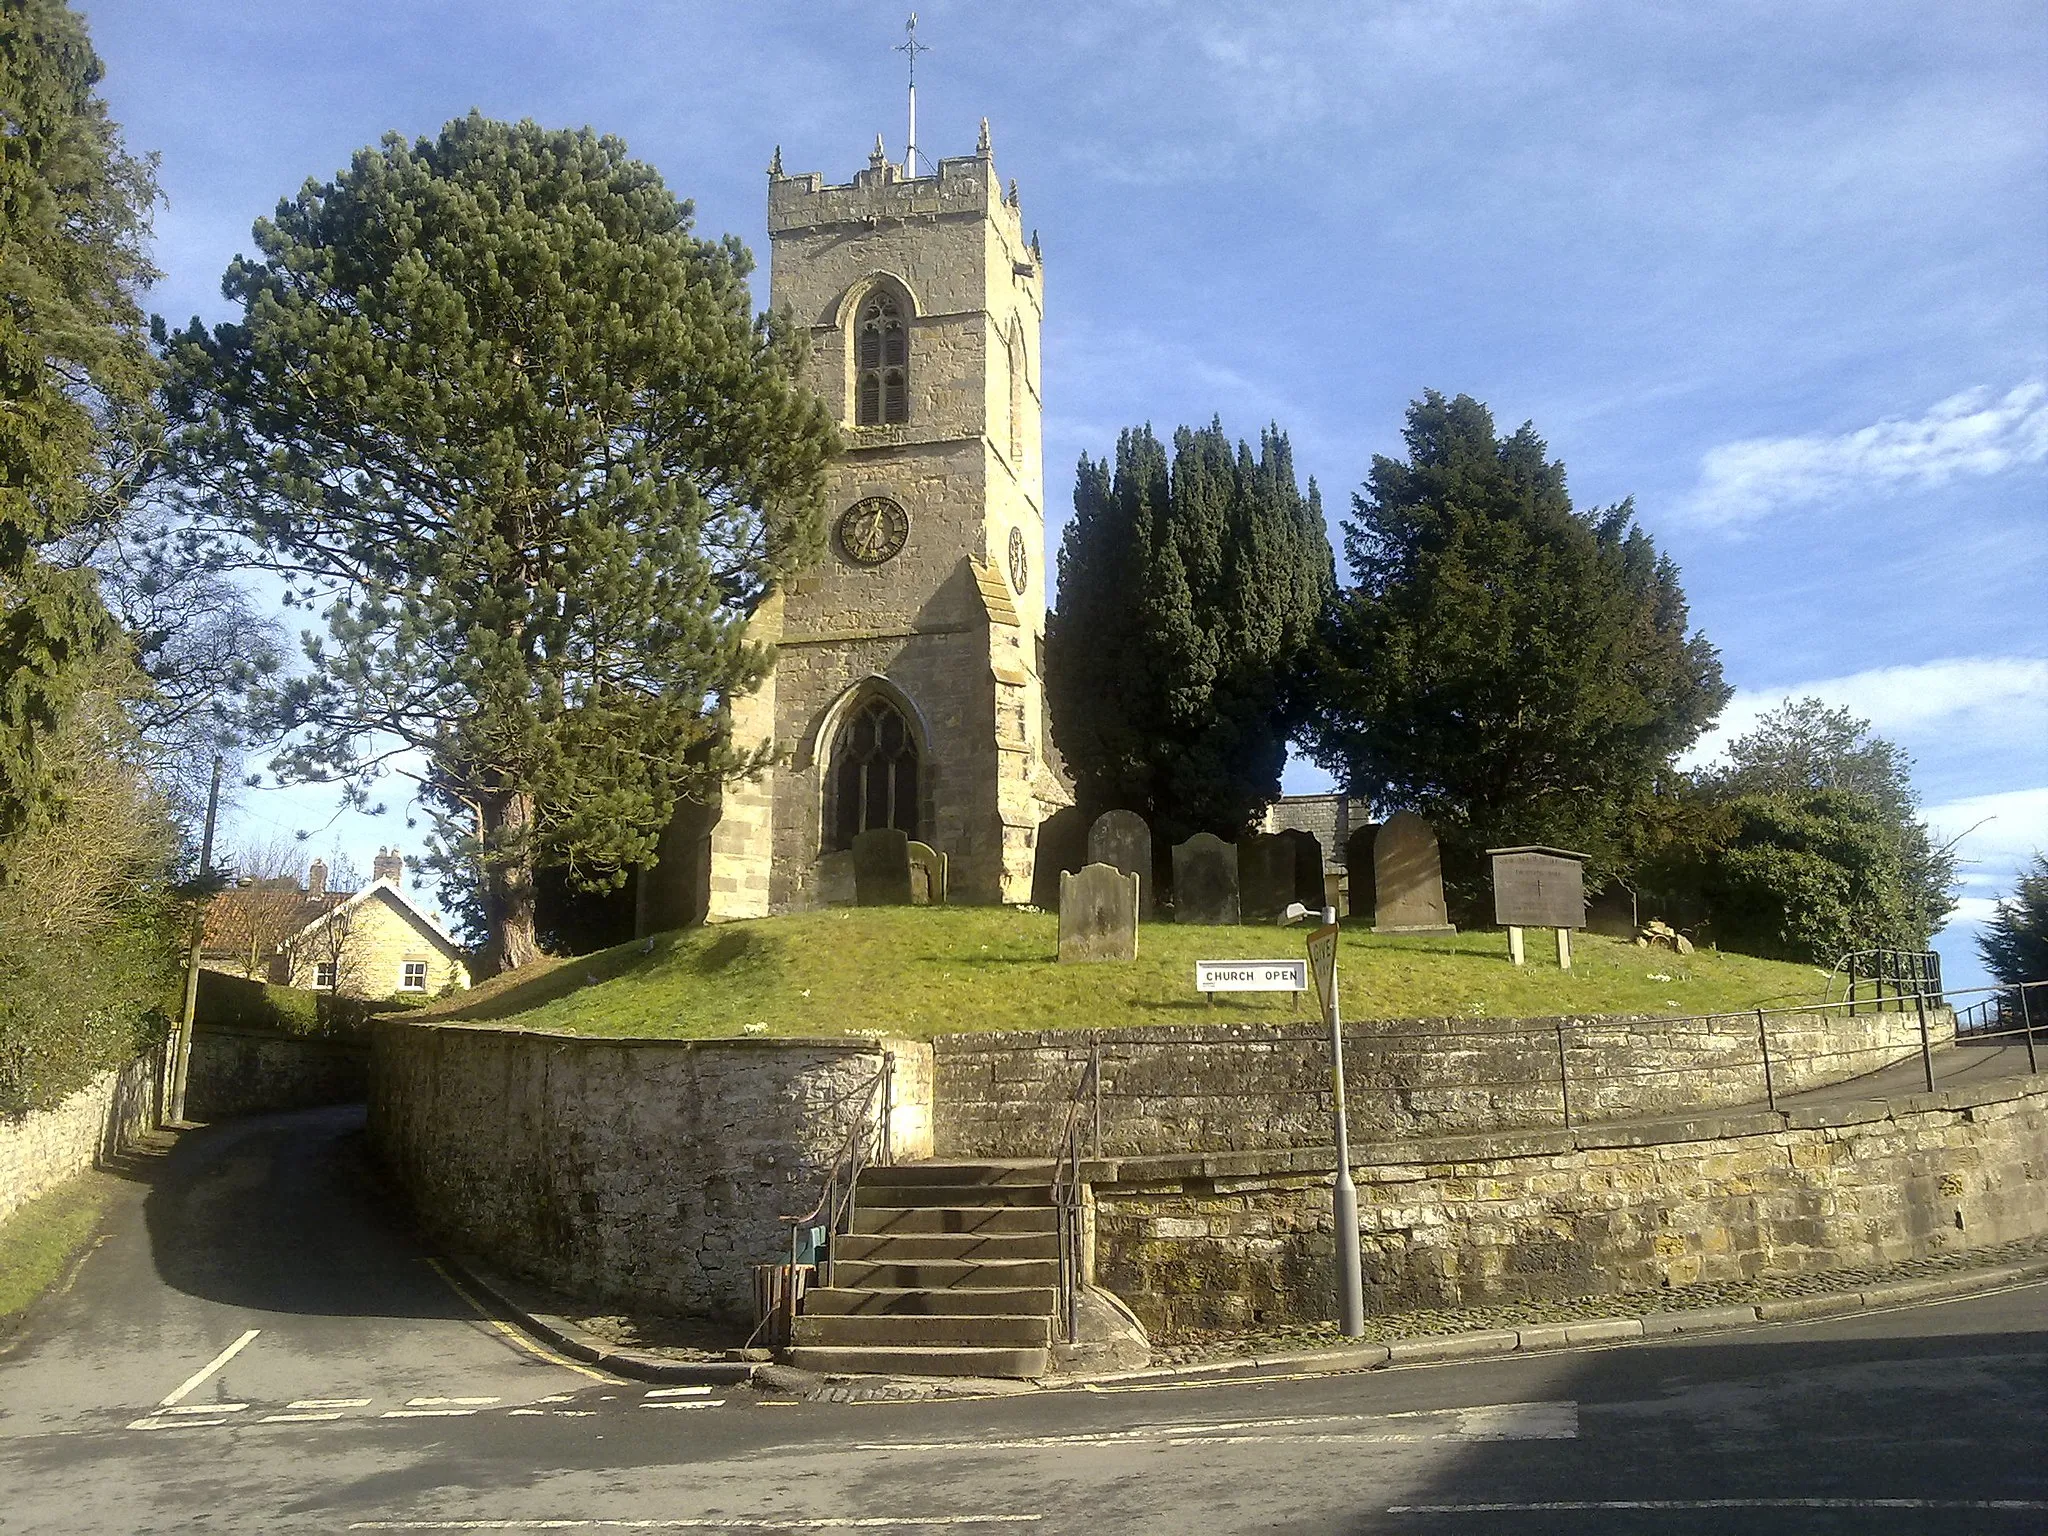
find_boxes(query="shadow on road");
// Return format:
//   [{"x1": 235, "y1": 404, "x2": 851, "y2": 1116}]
[
  {"x1": 140, "y1": 1103, "x2": 470, "y2": 1321},
  {"x1": 1354, "y1": 1305, "x2": 2048, "y2": 1535}
]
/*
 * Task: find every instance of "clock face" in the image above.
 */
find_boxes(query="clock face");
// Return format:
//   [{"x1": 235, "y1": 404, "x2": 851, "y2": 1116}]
[
  {"x1": 837, "y1": 497, "x2": 909, "y2": 566},
  {"x1": 1007, "y1": 525, "x2": 1029, "y2": 594}
]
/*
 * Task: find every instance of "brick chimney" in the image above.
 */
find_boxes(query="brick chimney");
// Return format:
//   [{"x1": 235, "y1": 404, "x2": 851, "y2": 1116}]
[
  {"x1": 307, "y1": 859, "x2": 328, "y2": 898},
  {"x1": 372, "y1": 847, "x2": 404, "y2": 884}
]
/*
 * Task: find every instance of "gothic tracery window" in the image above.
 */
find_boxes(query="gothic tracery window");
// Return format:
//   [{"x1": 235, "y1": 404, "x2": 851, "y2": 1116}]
[
  {"x1": 828, "y1": 695, "x2": 921, "y2": 850},
  {"x1": 855, "y1": 291, "x2": 909, "y2": 426}
]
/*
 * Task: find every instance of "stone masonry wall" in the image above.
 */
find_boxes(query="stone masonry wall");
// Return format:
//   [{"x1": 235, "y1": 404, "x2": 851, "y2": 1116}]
[
  {"x1": 1093, "y1": 1075, "x2": 2048, "y2": 1337},
  {"x1": 934, "y1": 1006, "x2": 1951, "y2": 1159},
  {"x1": 184, "y1": 1026, "x2": 370, "y2": 1122},
  {"x1": 368, "y1": 1022, "x2": 935, "y2": 1320},
  {"x1": 0, "y1": 1045, "x2": 164, "y2": 1225}
]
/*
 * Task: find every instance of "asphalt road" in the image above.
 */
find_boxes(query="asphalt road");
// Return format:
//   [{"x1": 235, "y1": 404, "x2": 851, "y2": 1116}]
[{"x1": 1, "y1": 1105, "x2": 2044, "y2": 1535}]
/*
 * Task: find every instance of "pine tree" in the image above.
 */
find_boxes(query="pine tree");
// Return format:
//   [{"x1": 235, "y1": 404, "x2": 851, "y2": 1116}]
[
  {"x1": 1300, "y1": 391, "x2": 1729, "y2": 891},
  {"x1": 163, "y1": 115, "x2": 836, "y2": 971},
  {"x1": 0, "y1": 0, "x2": 161, "y2": 844},
  {"x1": 1046, "y1": 421, "x2": 1333, "y2": 844},
  {"x1": 1978, "y1": 853, "x2": 2048, "y2": 986}
]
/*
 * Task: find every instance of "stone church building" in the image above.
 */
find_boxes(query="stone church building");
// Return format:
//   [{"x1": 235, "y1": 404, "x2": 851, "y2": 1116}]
[{"x1": 639, "y1": 126, "x2": 1070, "y2": 930}]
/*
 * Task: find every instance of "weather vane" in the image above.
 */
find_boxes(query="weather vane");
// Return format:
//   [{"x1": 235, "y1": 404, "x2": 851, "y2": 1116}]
[{"x1": 896, "y1": 13, "x2": 929, "y2": 174}]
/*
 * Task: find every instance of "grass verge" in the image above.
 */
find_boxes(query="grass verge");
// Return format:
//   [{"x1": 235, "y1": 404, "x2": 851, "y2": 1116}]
[
  {"x1": 0, "y1": 1169, "x2": 117, "y2": 1328},
  {"x1": 414, "y1": 907, "x2": 1829, "y2": 1041}
]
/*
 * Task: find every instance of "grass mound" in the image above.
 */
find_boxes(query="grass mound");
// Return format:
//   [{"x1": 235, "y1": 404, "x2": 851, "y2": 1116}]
[{"x1": 412, "y1": 908, "x2": 1827, "y2": 1041}]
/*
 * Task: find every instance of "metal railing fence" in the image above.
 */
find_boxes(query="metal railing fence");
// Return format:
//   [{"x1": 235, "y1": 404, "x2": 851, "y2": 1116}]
[
  {"x1": 1026, "y1": 980, "x2": 2044, "y2": 1153},
  {"x1": 1049, "y1": 1040, "x2": 1101, "y2": 1346}
]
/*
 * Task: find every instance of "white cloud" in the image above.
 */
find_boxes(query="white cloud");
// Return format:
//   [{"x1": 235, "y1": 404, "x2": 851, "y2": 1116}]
[
  {"x1": 1925, "y1": 786, "x2": 2048, "y2": 894},
  {"x1": 1683, "y1": 382, "x2": 2048, "y2": 525},
  {"x1": 1685, "y1": 655, "x2": 2048, "y2": 767}
]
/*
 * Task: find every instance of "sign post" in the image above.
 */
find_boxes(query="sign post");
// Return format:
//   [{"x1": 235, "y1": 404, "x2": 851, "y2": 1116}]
[{"x1": 1307, "y1": 909, "x2": 1366, "y2": 1337}]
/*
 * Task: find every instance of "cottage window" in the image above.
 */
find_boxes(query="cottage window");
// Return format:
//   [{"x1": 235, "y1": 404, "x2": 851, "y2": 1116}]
[
  {"x1": 401, "y1": 960, "x2": 428, "y2": 992},
  {"x1": 855, "y1": 292, "x2": 908, "y2": 425},
  {"x1": 827, "y1": 696, "x2": 921, "y2": 851},
  {"x1": 314, "y1": 961, "x2": 337, "y2": 990}
]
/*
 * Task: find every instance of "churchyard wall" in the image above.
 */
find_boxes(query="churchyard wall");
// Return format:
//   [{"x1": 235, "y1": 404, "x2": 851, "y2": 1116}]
[
  {"x1": 368, "y1": 1021, "x2": 934, "y2": 1320},
  {"x1": 0, "y1": 1044, "x2": 164, "y2": 1225},
  {"x1": 1091, "y1": 1075, "x2": 2048, "y2": 1336},
  {"x1": 933, "y1": 1005, "x2": 1951, "y2": 1159}
]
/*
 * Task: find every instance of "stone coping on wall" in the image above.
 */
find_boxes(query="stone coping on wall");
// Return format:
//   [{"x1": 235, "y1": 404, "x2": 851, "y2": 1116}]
[
  {"x1": 371, "y1": 1017, "x2": 906, "y2": 1052},
  {"x1": 1068, "y1": 1072, "x2": 2047, "y2": 1191}
]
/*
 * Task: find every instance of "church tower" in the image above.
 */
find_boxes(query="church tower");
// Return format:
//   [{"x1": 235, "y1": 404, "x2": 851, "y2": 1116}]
[{"x1": 657, "y1": 125, "x2": 1067, "y2": 921}]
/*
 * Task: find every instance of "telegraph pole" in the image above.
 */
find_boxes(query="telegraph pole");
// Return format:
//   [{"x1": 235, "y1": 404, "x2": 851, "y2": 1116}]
[
  {"x1": 170, "y1": 754, "x2": 223, "y2": 1123},
  {"x1": 1308, "y1": 907, "x2": 1366, "y2": 1336}
]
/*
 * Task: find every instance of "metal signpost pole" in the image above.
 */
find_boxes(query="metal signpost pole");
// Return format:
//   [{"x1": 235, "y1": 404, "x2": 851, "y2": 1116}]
[{"x1": 1309, "y1": 909, "x2": 1366, "y2": 1337}]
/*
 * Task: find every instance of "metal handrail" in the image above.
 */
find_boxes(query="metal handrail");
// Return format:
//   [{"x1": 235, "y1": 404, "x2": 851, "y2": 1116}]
[
  {"x1": 782, "y1": 1051, "x2": 895, "y2": 1296},
  {"x1": 1829, "y1": 947, "x2": 1944, "y2": 1013},
  {"x1": 1049, "y1": 1038, "x2": 1101, "y2": 1346}
]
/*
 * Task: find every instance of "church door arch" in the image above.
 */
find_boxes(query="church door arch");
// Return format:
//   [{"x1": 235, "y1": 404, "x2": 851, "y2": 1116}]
[{"x1": 823, "y1": 689, "x2": 925, "y2": 851}]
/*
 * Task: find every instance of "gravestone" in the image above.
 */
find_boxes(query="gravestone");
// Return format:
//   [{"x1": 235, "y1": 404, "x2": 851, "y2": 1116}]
[
  {"x1": 1343, "y1": 823, "x2": 1380, "y2": 922},
  {"x1": 851, "y1": 827, "x2": 914, "y2": 906},
  {"x1": 1171, "y1": 832, "x2": 1240, "y2": 925},
  {"x1": 1086, "y1": 809, "x2": 1153, "y2": 918},
  {"x1": 815, "y1": 850, "x2": 857, "y2": 907},
  {"x1": 1373, "y1": 812, "x2": 1454, "y2": 934},
  {"x1": 1279, "y1": 828, "x2": 1326, "y2": 912},
  {"x1": 1059, "y1": 863, "x2": 1139, "y2": 963},
  {"x1": 1238, "y1": 832, "x2": 1295, "y2": 925},
  {"x1": 1030, "y1": 806, "x2": 1089, "y2": 911},
  {"x1": 906, "y1": 841, "x2": 948, "y2": 906}
]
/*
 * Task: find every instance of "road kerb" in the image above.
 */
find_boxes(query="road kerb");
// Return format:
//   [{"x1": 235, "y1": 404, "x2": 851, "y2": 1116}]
[
  {"x1": 1637, "y1": 1305, "x2": 1762, "y2": 1337},
  {"x1": 1383, "y1": 1329, "x2": 1521, "y2": 1364},
  {"x1": 1756, "y1": 1293, "x2": 1867, "y2": 1323}
]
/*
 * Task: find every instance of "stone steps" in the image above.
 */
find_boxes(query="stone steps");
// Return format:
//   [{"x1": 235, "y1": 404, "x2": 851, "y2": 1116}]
[
  {"x1": 785, "y1": 1160, "x2": 1068, "y2": 1379},
  {"x1": 849, "y1": 1204, "x2": 1057, "y2": 1236}
]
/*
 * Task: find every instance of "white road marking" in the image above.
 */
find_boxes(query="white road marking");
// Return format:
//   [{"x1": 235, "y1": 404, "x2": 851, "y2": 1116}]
[
  {"x1": 159, "y1": 1328, "x2": 261, "y2": 1407},
  {"x1": 644, "y1": 1400, "x2": 726, "y2": 1411},
  {"x1": 291, "y1": 1398, "x2": 372, "y2": 1410},
  {"x1": 1389, "y1": 1500, "x2": 2048, "y2": 1513},
  {"x1": 407, "y1": 1396, "x2": 500, "y2": 1407},
  {"x1": 538, "y1": 1394, "x2": 577, "y2": 1403},
  {"x1": 382, "y1": 1408, "x2": 479, "y2": 1418},
  {"x1": 508, "y1": 1409, "x2": 545, "y2": 1416},
  {"x1": 646, "y1": 1386, "x2": 715, "y2": 1398},
  {"x1": 164, "y1": 1402, "x2": 246, "y2": 1415},
  {"x1": 126, "y1": 1416, "x2": 228, "y2": 1430},
  {"x1": 856, "y1": 1400, "x2": 1576, "y2": 1453},
  {"x1": 347, "y1": 1518, "x2": 1045, "y2": 1530},
  {"x1": 259, "y1": 1411, "x2": 344, "y2": 1423}
]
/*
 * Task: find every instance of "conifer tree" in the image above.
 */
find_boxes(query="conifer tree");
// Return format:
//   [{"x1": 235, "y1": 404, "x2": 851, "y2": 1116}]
[
  {"x1": 0, "y1": 0, "x2": 161, "y2": 844},
  {"x1": 1300, "y1": 391, "x2": 1729, "y2": 889},
  {"x1": 164, "y1": 115, "x2": 836, "y2": 971},
  {"x1": 1046, "y1": 421, "x2": 1333, "y2": 843}
]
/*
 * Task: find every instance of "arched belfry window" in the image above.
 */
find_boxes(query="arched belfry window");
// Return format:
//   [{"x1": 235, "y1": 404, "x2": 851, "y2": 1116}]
[
  {"x1": 855, "y1": 291, "x2": 909, "y2": 426},
  {"x1": 828, "y1": 694, "x2": 921, "y2": 850}
]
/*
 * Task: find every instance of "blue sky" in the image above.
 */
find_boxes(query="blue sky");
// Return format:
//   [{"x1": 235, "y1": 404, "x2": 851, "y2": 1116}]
[{"x1": 83, "y1": 1, "x2": 2046, "y2": 987}]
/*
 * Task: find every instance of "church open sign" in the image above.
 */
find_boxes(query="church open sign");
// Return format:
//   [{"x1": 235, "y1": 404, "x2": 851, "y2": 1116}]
[{"x1": 1195, "y1": 960, "x2": 1309, "y2": 993}]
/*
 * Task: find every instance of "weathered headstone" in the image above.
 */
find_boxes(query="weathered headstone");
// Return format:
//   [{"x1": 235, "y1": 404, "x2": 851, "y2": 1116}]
[
  {"x1": 1373, "y1": 812, "x2": 1454, "y2": 934},
  {"x1": 1171, "y1": 832, "x2": 1240, "y2": 925},
  {"x1": 1279, "y1": 828, "x2": 1326, "y2": 912},
  {"x1": 851, "y1": 827, "x2": 914, "y2": 906},
  {"x1": 1030, "y1": 806, "x2": 1089, "y2": 911},
  {"x1": 815, "y1": 849, "x2": 857, "y2": 906},
  {"x1": 906, "y1": 841, "x2": 948, "y2": 906},
  {"x1": 1059, "y1": 863, "x2": 1139, "y2": 963},
  {"x1": 1086, "y1": 809, "x2": 1153, "y2": 918},
  {"x1": 1343, "y1": 823, "x2": 1380, "y2": 922},
  {"x1": 1237, "y1": 832, "x2": 1295, "y2": 925}
]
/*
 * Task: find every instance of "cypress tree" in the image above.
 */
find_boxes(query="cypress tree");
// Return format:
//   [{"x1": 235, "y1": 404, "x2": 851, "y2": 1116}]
[
  {"x1": 163, "y1": 115, "x2": 836, "y2": 971},
  {"x1": 1046, "y1": 420, "x2": 1333, "y2": 844},
  {"x1": 0, "y1": 0, "x2": 161, "y2": 845},
  {"x1": 1300, "y1": 391, "x2": 1729, "y2": 892}
]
